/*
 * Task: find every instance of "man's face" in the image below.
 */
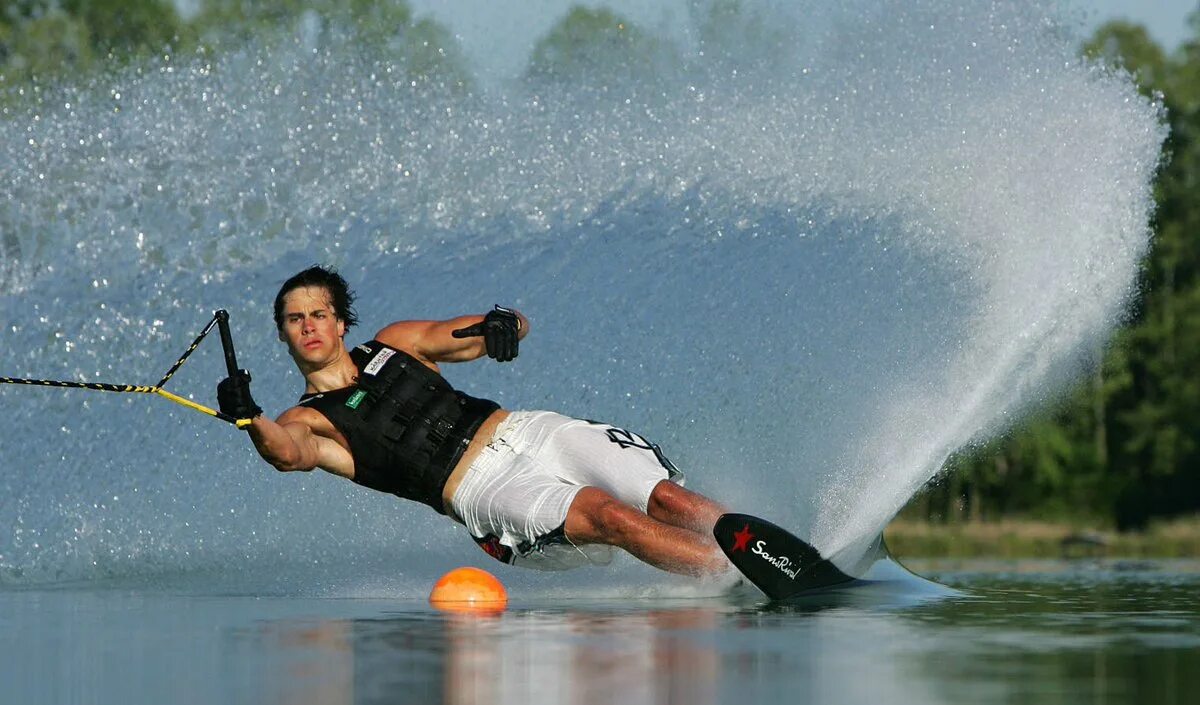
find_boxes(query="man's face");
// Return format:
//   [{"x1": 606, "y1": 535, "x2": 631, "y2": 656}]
[{"x1": 278, "y1": 285, "x2": 346, "y2": 366}]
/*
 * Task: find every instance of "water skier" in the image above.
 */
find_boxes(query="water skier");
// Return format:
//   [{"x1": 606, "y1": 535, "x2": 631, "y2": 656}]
[{"x1": 218, "y1": 266, "x2": 731, "y2": 577}]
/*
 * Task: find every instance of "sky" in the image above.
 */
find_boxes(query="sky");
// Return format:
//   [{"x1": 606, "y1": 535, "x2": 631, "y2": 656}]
[{"x1": 404, "y1": 0, "x2": 1199, "y2": 82}]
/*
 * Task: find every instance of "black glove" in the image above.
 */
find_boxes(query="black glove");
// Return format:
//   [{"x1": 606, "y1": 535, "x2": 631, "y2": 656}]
[
  {"x1": 217, "y1": 369, "x2": 263, "y2": 420},
  {"x1": 452, "y1": 305, "x2": 521, "y2": 362}
]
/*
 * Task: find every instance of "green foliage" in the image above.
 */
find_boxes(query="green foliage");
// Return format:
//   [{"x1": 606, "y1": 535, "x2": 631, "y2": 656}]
[
  {"x1": 60, "y1": 0, "x2": 183, "y2": 55},
  {"x1": 0, "y1": 0, "x2": 183, "y2": 89},
  {"x1": 690, "y1": 0, "x2": 794, "y2": 73},
  {"x1": 0, "y1": 7, "x2": 93, "y2": 85},
  {"x1": 194, "y1": 0, "x2": 469, "y2": 89},
  {"x1": 524, "y1": 7, "x2": 681, "y2": 85},
  {"x1": 1082, "y1": 21, "x2": 1168, "y2": 97},
  {"x1": 921, "y1": 15, "x2": 1200, "y2": 530},
  {"x1": 0, "y1": 0, "x2": 470, "y2": 93}
]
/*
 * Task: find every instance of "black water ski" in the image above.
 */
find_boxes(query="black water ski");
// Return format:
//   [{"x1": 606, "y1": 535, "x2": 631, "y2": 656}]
[{"x1": 714, "y1": 513, "x2": 853, "y2": 600}]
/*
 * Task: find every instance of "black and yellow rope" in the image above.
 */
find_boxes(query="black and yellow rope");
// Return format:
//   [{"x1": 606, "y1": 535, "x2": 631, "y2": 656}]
[
  {"x1": 0, "y1": 310, "x2": 252, "y2": 429},
  {"x1": 155, "y1": 313, "x2": 221, "y2": 389}
]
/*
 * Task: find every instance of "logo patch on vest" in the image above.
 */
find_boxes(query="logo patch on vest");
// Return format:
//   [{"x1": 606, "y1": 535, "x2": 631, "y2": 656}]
[
  {"x1": 363, "y1": 348, "x2": 395, "y2": 376},
  {"x1": 345, "y1": 389, "x2": 367, "y2": 409}
]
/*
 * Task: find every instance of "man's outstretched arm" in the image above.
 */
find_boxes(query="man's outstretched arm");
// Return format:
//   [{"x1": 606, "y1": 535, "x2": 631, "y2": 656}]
[{"x1": 376, "y1": 306, "x2": 529, "y2": 364}]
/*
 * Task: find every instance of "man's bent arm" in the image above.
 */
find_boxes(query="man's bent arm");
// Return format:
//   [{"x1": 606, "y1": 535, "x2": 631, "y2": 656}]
[
  {"x1": 377, "y1": 310, "x2": 530, "y2": 364},
  {"x1": 245, "y1": 413, "x2": 322, "y2": 473}
]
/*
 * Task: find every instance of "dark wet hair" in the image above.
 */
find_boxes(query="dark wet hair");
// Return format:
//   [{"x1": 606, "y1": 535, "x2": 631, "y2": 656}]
[{"x1": 273, "y1": 265, "x2": 359, "y2": 332}]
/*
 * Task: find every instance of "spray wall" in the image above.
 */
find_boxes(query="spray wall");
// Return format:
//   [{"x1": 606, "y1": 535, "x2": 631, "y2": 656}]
[{"x1": 0, "y1": 1, "x2": 1164, "y2": 593}]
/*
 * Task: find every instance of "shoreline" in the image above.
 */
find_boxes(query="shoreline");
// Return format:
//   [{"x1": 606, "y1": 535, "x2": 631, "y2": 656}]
[{"x1": 883, "y1": 515, "x2": 1200, "y2": 559}]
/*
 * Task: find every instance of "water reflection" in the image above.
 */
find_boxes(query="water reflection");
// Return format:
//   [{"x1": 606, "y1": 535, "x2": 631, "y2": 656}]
[
  {"x1": 442, "y1": 608, "x2": 720, "y2": 705},
  {"x1": 242, "y1": 565, "x2": 1200, "y2": 705},
  {"x1": 254, "y1": 605, "x2": 725, "y2": 705}
]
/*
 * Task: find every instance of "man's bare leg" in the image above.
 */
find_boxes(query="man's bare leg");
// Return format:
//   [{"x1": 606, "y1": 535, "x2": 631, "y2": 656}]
[
  {"x1": 647, "y1": 480, "x2": 727, "y2": 535},
  {"x1": 564, "y1": 487, "x2": 728, "y2": 576}
]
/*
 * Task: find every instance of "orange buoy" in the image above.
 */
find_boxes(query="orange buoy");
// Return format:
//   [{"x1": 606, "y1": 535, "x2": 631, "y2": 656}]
[{"x1": 429, "y1": 567, "x2": 508, "y2": 613}]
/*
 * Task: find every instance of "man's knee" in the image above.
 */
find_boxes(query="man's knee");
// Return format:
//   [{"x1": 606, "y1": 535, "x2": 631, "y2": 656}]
[
  {"x1": 647, "y1": 480, "x2": 725, "y2": 531},
  {"x1": 648, "y1": 479, "x2": 684, "y2": 515},
  {"x1": 565, "y1": 487, "x2": 641, "y2": 545},
  {"x1": 648, "y1": 479, "x2": 717, "y2": 514}
]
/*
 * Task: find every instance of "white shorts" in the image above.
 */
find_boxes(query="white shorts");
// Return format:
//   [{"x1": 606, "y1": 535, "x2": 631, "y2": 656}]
[{"x1": 449, "y1": 411, "x2": 685, "y2": 570}]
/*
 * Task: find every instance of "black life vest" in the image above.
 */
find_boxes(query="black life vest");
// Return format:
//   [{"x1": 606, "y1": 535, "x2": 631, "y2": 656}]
[{"x1": 298, "y1": 340, "x2": 500, "y2": 513}]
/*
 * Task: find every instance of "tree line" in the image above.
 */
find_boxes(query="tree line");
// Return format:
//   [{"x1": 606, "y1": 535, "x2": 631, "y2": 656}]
[
  {"x1": 0, "y1": 1, "x2": 777, "y2": 91},
  {"x1": 3, "y1": 2, "x2": 1198, "y2": 528},
  {"x1": 0, "y1": 0, "x2": 469, "y2": 91},
  {"x1": 922, "y1": 14, "x2": 1200, "y2": 529}
]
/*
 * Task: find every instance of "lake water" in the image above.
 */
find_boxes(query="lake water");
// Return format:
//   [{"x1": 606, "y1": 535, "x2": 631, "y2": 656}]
[{"x1": 3, "y1": 558, "x2": 1196, "y2": 705}]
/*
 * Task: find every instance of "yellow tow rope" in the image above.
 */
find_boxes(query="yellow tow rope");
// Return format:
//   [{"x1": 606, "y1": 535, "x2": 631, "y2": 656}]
[{"x1": 0, "y1": 310, "x2": 253, "y2": 428}]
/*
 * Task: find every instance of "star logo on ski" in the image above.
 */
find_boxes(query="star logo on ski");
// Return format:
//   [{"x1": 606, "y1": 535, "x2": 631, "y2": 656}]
[{"x1": 731, "y1": 524, "x2": 754, "y2": 552}]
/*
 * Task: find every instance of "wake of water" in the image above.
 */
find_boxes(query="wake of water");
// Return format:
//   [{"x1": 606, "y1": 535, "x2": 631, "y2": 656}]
[{"x1": 0, "y1": 0, "x2": 1163, "y2": 592}]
